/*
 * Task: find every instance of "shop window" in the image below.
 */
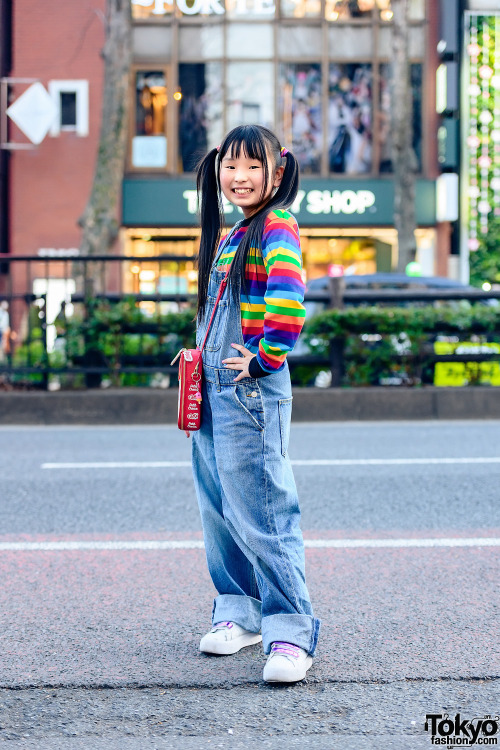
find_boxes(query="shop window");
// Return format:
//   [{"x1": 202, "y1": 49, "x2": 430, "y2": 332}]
[
  {"x1": 281, "y1": 0, "x2": 321, "y2": 19},
  {"x1": 48, "y1": 80, "x2": 89, "y2": 137},
  {"x1": 179, "y1": 25, "x2": 223, "y2": 59},
  {"x1": 226, "y1": 23, "x2": 273, "y2": 58},
  {"x1": 133, "y1": 26, "x2": 173, "y2": 60},
  {"x1": 133, "y1": 70, "x2": 167, "y2": 169},
  {"x1": 328, "y1": 63, "x2": 372, "y2": 175},
  {"x1": 178, "y1": 63, "x2": 223, "y2": 172},
  {"x1": 328, "y1": 25, "x2": 372, "y2": 57},
  {"x1": 325, "y1": 0, "x2": 425, "y2": 23},
  {"x1": 124, "y1": 231, "x2": 200, "y2": 304},
  {"x1": 378, "y1": 0, "x2": 426, "y2": 22},
  {"x1": 378, "y1": 24, "x2": 425, "y2": 57},
  {"x1": 378, "y1": 62, "x2": 422, "y2": 173},
  {"x1": 303, "y1": 236, "x2": 377, "y2": 277},
  {"x1": 278, "y1": 26, "x2": 323, "y2": 58},
  {"x1": 227, "y1": 63, "x2": 274, "y2": 132},
  {"x1": 325, "y1": 0, "x2": 374, "y2": 22},
  {"x1": 279, "y1": 63, "x2": 322, "y2": 175}
]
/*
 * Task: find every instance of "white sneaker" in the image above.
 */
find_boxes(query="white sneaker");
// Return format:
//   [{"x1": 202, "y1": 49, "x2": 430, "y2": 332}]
[
  {"x1": 263, "y1": 641, "x2": 313, "y2": 683},
  {"x1": 199, "y1": 621, "x2": 262, "y2": 655}
]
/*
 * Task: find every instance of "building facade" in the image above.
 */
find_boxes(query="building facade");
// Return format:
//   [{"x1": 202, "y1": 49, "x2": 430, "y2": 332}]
[
  {"x1": 1, "y1": 0, "x2": 454, "y2": 320},
  {"x1": 0, "y1": 0, "x2": 106, "y2": 338},
  {"x1": 124, "y1": 0, "x2": 447, "y2": 298},
  {"x1": 6, "y1": 0, "x2": 105, "y2": 259}
]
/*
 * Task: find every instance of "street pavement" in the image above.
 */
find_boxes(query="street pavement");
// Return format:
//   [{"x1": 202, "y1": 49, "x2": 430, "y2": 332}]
[{"x1": 0, "y1": 420, "x2": 499, "y2": 749}]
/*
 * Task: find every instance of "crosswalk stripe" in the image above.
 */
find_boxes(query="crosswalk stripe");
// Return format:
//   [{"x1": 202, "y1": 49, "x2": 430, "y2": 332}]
[
  {"x1": 41, "y1": 457, "x2": 500, "y2": 469},
  {"x1": 0, "y1": 538, "x2": 498, "y2": 551}
]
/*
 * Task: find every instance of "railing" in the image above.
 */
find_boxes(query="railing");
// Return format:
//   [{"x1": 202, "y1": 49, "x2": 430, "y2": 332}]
[
  {"x1": 301, "y1": 278, "x2": 500, "y2": 386},
  {"x1": 0, "y1": 254, "x2": 197, "y2": 388},
  {"x1": 1, "y1": 255, "x2": 500, "y2": 389}
]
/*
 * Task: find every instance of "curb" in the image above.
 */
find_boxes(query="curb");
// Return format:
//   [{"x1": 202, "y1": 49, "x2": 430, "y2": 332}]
[{"x1": 1, "y1": 387, "x2": 500, "y2": 424}]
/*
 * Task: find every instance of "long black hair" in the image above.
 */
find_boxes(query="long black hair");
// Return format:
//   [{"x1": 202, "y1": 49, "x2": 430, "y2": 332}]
[{"x1": 196, "y1": 124, "x2": 299, "y2": 319}]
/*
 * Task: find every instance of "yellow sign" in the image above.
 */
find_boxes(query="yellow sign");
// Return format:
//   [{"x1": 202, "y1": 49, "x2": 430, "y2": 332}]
[{"x1": 433, "y1": 341, "x2": 500, "y2": 387}]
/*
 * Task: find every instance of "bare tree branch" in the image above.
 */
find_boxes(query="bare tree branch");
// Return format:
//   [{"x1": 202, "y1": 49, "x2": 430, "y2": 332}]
[
  {"x1": 78, "y1": 0, "x2": 132, "y2": 264},
  {"x1": 391, "y1": 0, "x2": 418, "y2": 272}
]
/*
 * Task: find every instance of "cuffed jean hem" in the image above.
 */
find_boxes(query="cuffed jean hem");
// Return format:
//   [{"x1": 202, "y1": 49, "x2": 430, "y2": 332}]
[
  {"x1": 212, "y1": 594, "x2": 262, "y2": 634},
  {"x1": 261, "y1": 614, "x2": 321, "y2": 657}
]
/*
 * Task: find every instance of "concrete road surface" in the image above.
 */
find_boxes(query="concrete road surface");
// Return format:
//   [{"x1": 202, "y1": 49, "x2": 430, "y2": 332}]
[{"x1": 0, "y1": 420, "x2": 499, "y2": 749}]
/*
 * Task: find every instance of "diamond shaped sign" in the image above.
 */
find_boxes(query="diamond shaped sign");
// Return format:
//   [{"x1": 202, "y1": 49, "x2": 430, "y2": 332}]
[{"x1": 6, "y1": 82, "x2": 57, "y2": 145}]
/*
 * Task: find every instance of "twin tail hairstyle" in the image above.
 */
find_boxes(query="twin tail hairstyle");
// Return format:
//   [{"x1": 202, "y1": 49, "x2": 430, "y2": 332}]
[{"x1": 196, "y1": 124, "x2": 299, "y2": 319}]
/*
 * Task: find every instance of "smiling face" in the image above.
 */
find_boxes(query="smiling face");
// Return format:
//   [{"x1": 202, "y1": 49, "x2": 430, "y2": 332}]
[{"x1": 219, "y1": 148, "x2": 284, "y2": 219}]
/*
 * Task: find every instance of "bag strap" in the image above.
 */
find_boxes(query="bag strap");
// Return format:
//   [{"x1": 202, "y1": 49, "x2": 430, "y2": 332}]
[{"x1": 198, "y1": 224, "x2": 240, "y2": 355}]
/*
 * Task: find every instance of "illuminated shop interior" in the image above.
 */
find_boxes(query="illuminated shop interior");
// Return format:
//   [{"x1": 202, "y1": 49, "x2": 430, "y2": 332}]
[{"x1": 122, "y1": 226, "x2": 437, "y2": 310}]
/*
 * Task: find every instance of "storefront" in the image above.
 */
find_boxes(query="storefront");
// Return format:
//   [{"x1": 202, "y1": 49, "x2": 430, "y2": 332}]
[
  {"x1": 122, "y1": 175, "x2": 437, "y2": 295},
  {"x1": 122, "y1": 0, "x2": 440, "y2": 293}
]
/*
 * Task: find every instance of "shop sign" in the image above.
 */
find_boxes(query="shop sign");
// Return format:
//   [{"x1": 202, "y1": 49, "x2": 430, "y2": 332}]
[
  {"x1": 132, "y1": 0, "x2": 275, "y2": 16},
  {"x1": 182, "y1": 188, "x2": 376, "y2": 216},
  {"x1": 293, "y1": 189, "x2": 376, "y2": 215},
  {"x1": 122, "y1": 177, "x2": 436, "y2": 227}
]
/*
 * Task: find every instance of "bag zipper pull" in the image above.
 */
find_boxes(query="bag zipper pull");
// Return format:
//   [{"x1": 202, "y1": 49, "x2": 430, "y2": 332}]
[{"x1": 170, "y1": 348, "x2": 186, "y2": 366}]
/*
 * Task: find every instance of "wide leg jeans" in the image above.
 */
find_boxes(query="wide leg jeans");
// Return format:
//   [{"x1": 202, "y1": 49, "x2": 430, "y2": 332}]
[{"x1": 191, "y1": 264, "x2": 320, "y2": 657}]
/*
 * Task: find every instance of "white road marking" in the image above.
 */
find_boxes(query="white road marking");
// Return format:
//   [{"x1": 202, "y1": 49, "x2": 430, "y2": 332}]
[
  {"x1": 0, "y1": 538, "x2": 498, "y2": 552},
  {"x1": 41, "y1": 457, "x2": 500, "y2": 469},
  {"x1": 42, "y1": 461, "x2": 192, "y2": 469},
  {"x1": 292, "y1": 457, "x2": 500, "y2": 466}
]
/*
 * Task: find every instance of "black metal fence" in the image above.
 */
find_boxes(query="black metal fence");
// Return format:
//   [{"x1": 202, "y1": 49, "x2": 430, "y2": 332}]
[{"x1": 1, "y1": 255, "x2": 500, "y2": 389}]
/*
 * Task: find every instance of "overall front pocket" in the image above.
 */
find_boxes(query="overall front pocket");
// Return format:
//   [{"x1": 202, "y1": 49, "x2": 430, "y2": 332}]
[{"x1": 233, "y1": 382, "x2": 265, "y2": 431}]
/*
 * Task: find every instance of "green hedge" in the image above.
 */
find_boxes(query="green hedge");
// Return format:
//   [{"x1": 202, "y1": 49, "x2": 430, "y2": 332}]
[
  {"x1": 302, "y1": 304, "x2": 500, "y2": 387},
  {"x1": 303, "y1": 304, "x2": 500, "y2": 338},
  {"x1": 59, "y1": 298, "x2": 197, "y2": 386},
  {"x1": 11, "y1": 298, "x2": 500, "y2": 388}
]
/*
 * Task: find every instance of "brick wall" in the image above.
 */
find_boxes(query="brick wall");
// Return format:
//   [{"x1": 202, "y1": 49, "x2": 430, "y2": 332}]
[{"x1": 9, "y1": 0, "x2": 106, "y2": 258}]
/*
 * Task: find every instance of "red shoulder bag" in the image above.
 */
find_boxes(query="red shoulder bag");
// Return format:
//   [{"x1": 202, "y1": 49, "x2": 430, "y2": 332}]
[{"x1": 170, "y1": 266, "x2": 230, "y2": 432}]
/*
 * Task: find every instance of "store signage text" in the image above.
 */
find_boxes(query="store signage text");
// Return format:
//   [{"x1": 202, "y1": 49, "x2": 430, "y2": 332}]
[
  {"x1": 183, "y1": 189, "x2": 376, "y2": 216},
  {"x1": 299, "y1": 189, "x2": 376, "y2": 215},
  {"x1": 132, "y1": 0, "x2": 275, "y2": 16}
]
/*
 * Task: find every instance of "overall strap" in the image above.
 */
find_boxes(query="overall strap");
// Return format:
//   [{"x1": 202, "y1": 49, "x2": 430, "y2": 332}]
[
  {"x1": 199, "y1": 221, "x2": 241, "y2": 355},
  {"x1": 199, "y1": 268, "x2": 230, "y2": 354}
]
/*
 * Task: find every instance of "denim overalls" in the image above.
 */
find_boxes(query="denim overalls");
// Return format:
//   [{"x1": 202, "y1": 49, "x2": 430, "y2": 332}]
[{"x1": 191, "y1": 231, "x2": 321, "y2": 657}]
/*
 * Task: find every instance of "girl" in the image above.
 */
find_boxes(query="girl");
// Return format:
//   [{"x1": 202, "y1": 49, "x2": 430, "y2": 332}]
[{"x1": 189, "y1": 124, "x2": 320, "y2": 684}]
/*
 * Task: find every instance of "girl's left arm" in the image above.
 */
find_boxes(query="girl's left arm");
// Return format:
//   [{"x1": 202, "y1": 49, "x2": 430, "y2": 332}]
[{"x1": 248, "y1": 211, "x2": 306, "y2": 377}]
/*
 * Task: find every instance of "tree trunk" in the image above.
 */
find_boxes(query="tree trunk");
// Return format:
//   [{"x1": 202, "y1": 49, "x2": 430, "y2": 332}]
[
  {"x1": 78, "y1": 0, "x2": 132, "y2": 272},
  {"x1": 391, "y1": 0, "x2": 418, "y2": 273}
]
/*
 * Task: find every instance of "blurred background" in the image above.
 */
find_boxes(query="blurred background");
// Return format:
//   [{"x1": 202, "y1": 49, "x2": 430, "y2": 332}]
[{"x1": 1, "y1": 0, "x2": 499, "y2": 390}]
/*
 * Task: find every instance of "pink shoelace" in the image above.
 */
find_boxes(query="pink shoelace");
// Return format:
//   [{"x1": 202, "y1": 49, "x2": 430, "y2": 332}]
[{"x1": 270, "y1": 641, "x2": 301, "y2": 658}]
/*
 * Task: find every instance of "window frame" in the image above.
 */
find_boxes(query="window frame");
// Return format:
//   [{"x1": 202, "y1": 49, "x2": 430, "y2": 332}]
[
  {"x1": 127, "y1": 63, "x2": 175, "y2": 173},
  {"x1": 129, "y1": 0, "x2": 428, "y2": 178},
  {"x1": 48, "y1": 80, "x2": 89, "y2": 137}
]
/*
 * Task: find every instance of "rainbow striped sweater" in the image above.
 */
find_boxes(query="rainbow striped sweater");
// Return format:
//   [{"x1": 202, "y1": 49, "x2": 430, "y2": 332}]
[{"x1": 215, "y1": 209, "x2": 306, "y2": 375}]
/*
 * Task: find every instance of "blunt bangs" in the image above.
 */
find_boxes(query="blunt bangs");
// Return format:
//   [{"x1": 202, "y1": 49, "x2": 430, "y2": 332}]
[
  {"x1": 220, "y1": 128, "x2": 267, "y2": 163},
  {"x1": 217, "y1": 125, "x2": 274, "y2": 200}
]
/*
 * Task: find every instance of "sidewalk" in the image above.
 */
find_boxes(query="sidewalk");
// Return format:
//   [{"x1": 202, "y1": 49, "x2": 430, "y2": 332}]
[{"x1": 0, "y1": 534, "x2": 497, "y2": 688}]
